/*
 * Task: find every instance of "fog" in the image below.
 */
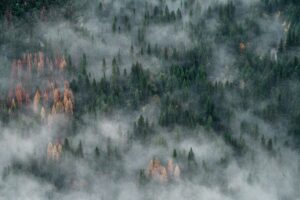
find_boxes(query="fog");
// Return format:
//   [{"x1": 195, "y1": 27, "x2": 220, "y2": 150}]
[{"x1": 0, "y1": 0, "x2": 299, "y2": 199}]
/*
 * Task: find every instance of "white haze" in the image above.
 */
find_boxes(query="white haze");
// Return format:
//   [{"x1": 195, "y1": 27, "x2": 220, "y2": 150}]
[{"x1": 0, "y1": 0, "x2": 299, "y2": 200}]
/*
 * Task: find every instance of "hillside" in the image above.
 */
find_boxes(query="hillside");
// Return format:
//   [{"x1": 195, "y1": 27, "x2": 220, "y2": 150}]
[{"x1": 0, "y1": 0, "x2": 299, "y2": 199}]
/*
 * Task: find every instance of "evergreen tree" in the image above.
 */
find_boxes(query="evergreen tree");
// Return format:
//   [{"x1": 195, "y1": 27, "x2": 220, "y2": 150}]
[
  {"x1": 177, "y1": 8, "x2": 182, "y2": 19},
  {"x1": 112, "y1": 16, "x2": 117, "y2": 33},
  {"x1": 106, "y1": 138, "x2": 113, "y2": 158},
  {"x1": 278, "y1": 38, "x2": 284, "y2": 53},
  {"x1": 63, "y1": 138, "x2": 71, "y2": 152},
  {"x1": 130, "y1": 45, "x2": 134, "y2": 56},
  {"x1": 147, "y1": 44, "x2": 151, "y2": 55},
  {"x1": 138, "y1": 169, "x2": 148, "y2": 185},
  {"x1": 172, "y1": 149, "x2": 177, "y2": 159},
  {"x1": 99, "y1": 2, "x2": 103, "y2": 11},
  {"x1": 261, "y1": 135, "x2": 266, "y2": 147},
  {"x1": 76, "y1": 141, "x2": 84, "y2": 158},
  {"x1": 267, "y1": 139, "x2": 273, "y2": 152},
  {"x1": 188, "y1": 148, "x2": 195, "y2": 162},
  {"x1": 112, "y1": 57, "x2": 120, "y2": 78},
  {"x1": 80, "y1": 53, "x2": 87, "y2": 75},
  {"x1": 102, "y1": 58, "x2": 106, "y2": 76},
  {"x1": 188, "y1": 148, "x2": 197, "y2": 173},
  {"x1": 95, "y1": 147, "x2": 100, "y2": 158},
  {"x1": 164, "y1": 47, "x2": 168, "y2": 60}
]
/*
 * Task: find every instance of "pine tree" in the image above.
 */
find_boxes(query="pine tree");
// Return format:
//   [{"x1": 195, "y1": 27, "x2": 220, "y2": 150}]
[
  {"x1": 106, "y1": 138, "x2": 113, "y2": 158},
  {"x1": 66, "y1": 54, "x2": 73, "y2": 73},
  {"x1": 164, "y1": 47, "x2": 168, "y2": 60},
  {"x1": 261, "y1": 135, "x2": 266, "y2": 147},
  {"x1": 138, "y1": 28, "x2": 144, "y2": 43},
  {"x1": 63, "y1": 138, "x2": 71, "y2": 152},
  {"x1": 112, "y1": 57, "x2": 120, "y2": 78},
  {"x1": 99, "y1": 2, "x2": 103, "y2": 11},
  {"x1": 80, "y1": 53, "x2": 87, "y2": 75},
  {"x1": 138, "y1": 169, "x2": 148, "y2": 185},
  {"x1": 76, "y1": 141, "x2": 84, "y2": 158},
  {"x1": 112, "y1": 16, "x2": 117, "y2": 33},
  {"x1": 188, "y1": 148, "x2": 197, "y2": 173},
  {"x1": 95, "y1": 147, "x2": 100, "y2": 158},
  {"x1": 165, "y1": 5, "x2": 170, "y2": 21},
  {"x1": 177, "y1": 8, "x2": 182, "y2": 19},
  {"x1": 172, "y1": 149, "x2": 177, "y2": 159},
  {"x1": 147, "y1": 44, "x2": 151, "y2": 55},
  {"x1": 267, "y1": 139, "x2": 273, "y2": 152},
  {"x1": 188, "y1": 148, "x2": 195, "y2": 162},
  {"x1": 102, "y1": 58, "x2": 106, "y2": 78},
  {"x1": 278, "y1": 38, "x2": 284, "y2": 53},
  {"x1": 130, "y1": 45, "x2": 134, "y2": 56}
]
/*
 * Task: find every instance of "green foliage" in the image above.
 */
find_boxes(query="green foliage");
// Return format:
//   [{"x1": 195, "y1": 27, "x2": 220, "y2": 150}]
[
  {"x1": 286, "y1": 23, "x2": 300, "y2": 47},
  {"x1": 133, "y1": 115, "x2": 153, "y2": 140},
  {"x1": 187, "y1": 148, "x2": 197, "y2": 173},
  {"x1": 76, "y1": 141, "x2": 84, "y2": 158},
  {"x1": 95, "y1": 147, "x2": 100, "y2": 158},
  {"x1": 188, "y1": 148, "x2": 195, "y2": 162},
  {"x1": 2, "y1": 0, "x2": 300, "y2": 158},
  {"x1": 80, "y1": 53, "x2": 87, "y2": 75},
  {"x1": 63, "y1": 138, "x2": 71, "y2": 153},
  {"x1": 172, "y1": 149, "x2": 177, "y2": 159},
  {"x1": 112, "y1": 16, "x2": 117, "y2": 33},
  {"x1": 138, "y1": 169, "x2": 148, "y2": 185}
]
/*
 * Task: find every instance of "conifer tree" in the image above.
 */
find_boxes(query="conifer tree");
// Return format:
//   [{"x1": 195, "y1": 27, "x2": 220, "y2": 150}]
[{"x1": 76, "y1": 141, "x2": 84, "y2": 158}]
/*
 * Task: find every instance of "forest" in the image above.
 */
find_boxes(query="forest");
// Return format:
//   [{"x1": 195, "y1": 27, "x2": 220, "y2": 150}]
[{"x1": 0, "y1": 0, "x2": 299, "y2": 199}]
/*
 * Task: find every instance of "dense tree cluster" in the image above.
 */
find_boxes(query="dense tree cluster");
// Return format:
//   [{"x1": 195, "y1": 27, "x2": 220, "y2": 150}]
[
  {"x1": 0, "y1": 0, "x2": 70, "y2": 18},
  {"x1": 1, "y1": 0, "x2": 300, "y2": 191}
]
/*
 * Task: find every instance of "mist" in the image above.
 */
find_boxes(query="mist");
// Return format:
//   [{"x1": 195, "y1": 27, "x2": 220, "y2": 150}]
[{"x1": 0, "y1": 0, "x2": 300, "y2": 200}]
